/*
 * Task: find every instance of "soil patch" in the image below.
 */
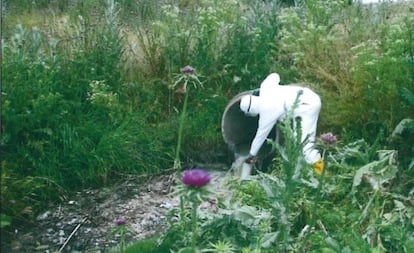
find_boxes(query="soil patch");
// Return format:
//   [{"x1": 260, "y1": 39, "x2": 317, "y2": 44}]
[{"x1": 4, "y1": 168, "x2": 231, "y2": 253}]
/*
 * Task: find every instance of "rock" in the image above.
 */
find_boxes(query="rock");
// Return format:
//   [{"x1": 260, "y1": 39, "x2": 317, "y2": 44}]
[{"x1": 37, "y1": 211, "x2": 51, "y2": 221}]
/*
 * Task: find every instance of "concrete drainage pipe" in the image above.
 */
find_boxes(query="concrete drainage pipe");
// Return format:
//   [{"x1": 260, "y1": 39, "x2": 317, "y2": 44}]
[
  {"x1": 221, "y1": 90, "x2": 258, "y2": 156},
  {"x1": 221, "y1": 90, "x2": 276, "y2": 176}
]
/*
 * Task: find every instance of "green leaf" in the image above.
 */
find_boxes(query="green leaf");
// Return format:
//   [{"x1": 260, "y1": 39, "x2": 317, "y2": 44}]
[
  {"x1": 0, "y1": 214, "x2": 12, "y2": 228},
  {"x1": 352, "y1": 150, "x2": 398, "y2": 191},
  {"x1": 261, "y1": 232, "x2": 278, "y2": 248}
]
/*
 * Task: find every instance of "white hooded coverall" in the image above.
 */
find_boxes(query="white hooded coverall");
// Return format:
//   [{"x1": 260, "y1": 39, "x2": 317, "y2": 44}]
[{"x1": 242, "y1": 73, "x2": 322, "y2": 164}]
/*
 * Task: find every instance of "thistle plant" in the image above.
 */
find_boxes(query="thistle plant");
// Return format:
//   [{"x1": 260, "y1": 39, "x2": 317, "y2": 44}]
[
  {"x1": 315, "y1": 132, "x2": 337, "y2": 175},
  {"x1": 202, "y1": 240, "x2": 236, "y2": 253},
  {"x1": 259, "y1": 91, "x2": 307, "y2": 252},
  {"x1": 178, "y1": 168, "x2": 211, "y2": 252},
  {"x1": 171, "y1": 66, "x2": 203, "y2": 171},
  {"x1": 309, "y1": 132, "x2": 338, "y2": 229},
  {"x1": 111, "y1": 217, "x2": 131, "y2": 253}
]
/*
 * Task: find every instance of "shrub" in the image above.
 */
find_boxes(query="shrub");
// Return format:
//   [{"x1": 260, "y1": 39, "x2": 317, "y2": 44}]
[
  {"x1": 1, "y1": 0, "x2": 174, "y2": 226},
  {"x1": 276, "y1": 0, "x2": 414, "y2": 143}
]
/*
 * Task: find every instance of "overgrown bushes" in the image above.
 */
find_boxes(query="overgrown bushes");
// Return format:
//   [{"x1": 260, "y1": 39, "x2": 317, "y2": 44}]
[
  {"x1": 118, "y1": 112, "x2": 413, "y2": 253},
  {"x1": 1, "y1": 0, "x2": 175, "y2": 224},
  {"x1": 276, "y1": 0, "x2": 414, "y2": 142}
]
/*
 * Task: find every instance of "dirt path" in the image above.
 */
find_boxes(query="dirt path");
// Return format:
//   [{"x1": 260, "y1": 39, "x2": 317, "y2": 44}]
[{"x1": 4, "y1": 169, "x2": 231, "y2": 253}]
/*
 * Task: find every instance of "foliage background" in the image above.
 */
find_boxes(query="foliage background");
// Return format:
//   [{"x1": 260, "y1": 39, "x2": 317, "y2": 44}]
[{"x1": 1, "y1": 0, "x2": 413, "y2": 251}]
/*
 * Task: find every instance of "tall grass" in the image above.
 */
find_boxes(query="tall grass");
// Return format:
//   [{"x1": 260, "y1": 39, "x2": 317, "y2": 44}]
[
  {"x1": 134, "y1": 0, "x2": 281, "y2": 86},
  {"x1": 1, "y1": 0, "x2": 174, "y2": 224},
  {"x1": 276, "y1": 0, "x2": 414, "y2": 142}
]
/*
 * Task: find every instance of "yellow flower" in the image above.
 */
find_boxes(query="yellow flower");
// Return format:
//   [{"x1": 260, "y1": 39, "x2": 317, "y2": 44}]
[{"x1": 313, "y1": 159, "x2": 324, "y2": 175}]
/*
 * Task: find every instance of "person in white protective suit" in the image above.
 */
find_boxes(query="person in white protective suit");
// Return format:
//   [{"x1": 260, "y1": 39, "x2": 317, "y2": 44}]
[{"x1": 238, "y1": 73, "x2": 324, "y2": 178}]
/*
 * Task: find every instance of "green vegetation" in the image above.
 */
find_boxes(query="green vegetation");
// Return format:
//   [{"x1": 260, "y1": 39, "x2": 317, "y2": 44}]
[
  {"x1": 114, "y1": 112, "x2": 413, "y2": 253},
  {"x1": 1, "y1": 0, "x2": 413, "y2": 252}
]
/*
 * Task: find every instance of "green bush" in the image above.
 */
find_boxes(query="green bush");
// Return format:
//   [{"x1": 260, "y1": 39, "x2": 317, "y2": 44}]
[
  {"x1": 1, "y1": 1, "x2": 174, "y2": 224},
  {"x1": 125, "y1": 112, "x2": 412, "y2": 253},
  {"x1": 276, "y1": 0, "x2": 414, "y2": 142}
]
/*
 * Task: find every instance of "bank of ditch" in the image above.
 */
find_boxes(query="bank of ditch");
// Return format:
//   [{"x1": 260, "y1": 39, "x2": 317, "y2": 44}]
[{"x1": 3, "y1": 168, "x2": 231, "y2": 253}]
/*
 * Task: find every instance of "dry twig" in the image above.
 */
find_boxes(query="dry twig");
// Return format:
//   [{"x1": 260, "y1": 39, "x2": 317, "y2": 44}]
[{"x1": 58, "y1": 217, "x2": 88, "y2": 252}]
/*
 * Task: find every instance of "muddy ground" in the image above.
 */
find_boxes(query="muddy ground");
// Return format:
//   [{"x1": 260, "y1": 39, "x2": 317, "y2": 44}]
[{"x1": 3, "y1": 168, "x2": 231, "y2": 253}]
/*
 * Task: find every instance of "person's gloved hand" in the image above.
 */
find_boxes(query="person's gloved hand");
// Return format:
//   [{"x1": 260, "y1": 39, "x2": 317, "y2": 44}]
[
  {"x1": 313, "y1": 158, "x2": 324, "y2": 175},
  {"x1": 245, "y1": 154, "x2": 255, "y2": 164}
]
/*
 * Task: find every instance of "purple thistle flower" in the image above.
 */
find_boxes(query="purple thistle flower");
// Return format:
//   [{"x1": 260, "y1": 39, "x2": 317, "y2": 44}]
[
  {"x1": 115, "y1": 217, "x2": 126, "y2": 226},
  {"x1": 180, "y1": 65, "x2": 196, "y2": 75},
  {"x1": 181, "y1": 168, "x2": 211, "y2": 188},
  {"x1": 320, "y1": 132, "x2": 337, "y2": 145}
]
